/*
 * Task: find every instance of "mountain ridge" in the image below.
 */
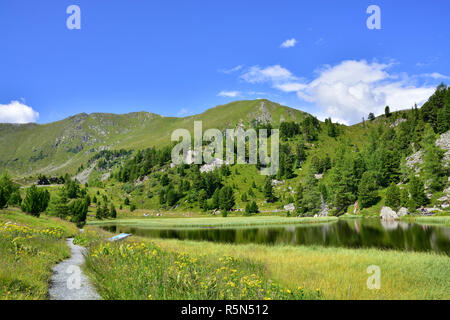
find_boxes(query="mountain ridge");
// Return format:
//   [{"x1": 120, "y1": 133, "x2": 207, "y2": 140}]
[{"x1": 0, "y1": 99, "x2": 308, "y2": 177}]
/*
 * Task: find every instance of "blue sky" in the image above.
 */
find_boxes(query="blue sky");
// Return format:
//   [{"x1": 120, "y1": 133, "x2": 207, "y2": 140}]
[{"x1": 0, "y1": 0, "x2": 449, "y2": 124}]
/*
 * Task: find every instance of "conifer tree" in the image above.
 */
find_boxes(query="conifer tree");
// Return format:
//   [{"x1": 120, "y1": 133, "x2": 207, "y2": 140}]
[
  {"x1": 21, "y1": 185, "x2": 50, "y2": 217},
  {"x1": 219, "y1": 186, "x2": 235, "y2": 211},
  {"x1": 409, "y1": 176, "x2": 427, "y2": 207},
  {"x1": 329, "y1": 142, "x2": 356, "y2": 213},
  {"x1": 110, "y1": 203, "x2": 117, "y2": 218},
  {"x1": 263, "y1": 178, "x2": 276, "y2": 203},
  {"x1": 385, "y1": 183, "x2": 401, "y2": 210}
]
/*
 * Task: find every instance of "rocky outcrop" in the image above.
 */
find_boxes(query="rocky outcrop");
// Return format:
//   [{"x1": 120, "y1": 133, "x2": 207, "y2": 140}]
[
  {"x1": 200, "y1": 158, "x2": 227, "y2": 173},
  {"x1": 389, "y1": 118, "x2": 406, "y2": 128},
  {"x1": 405, "y1": 150, "x2": 423, "y2": 173},
  {"x1": 405, "y1": 130, "x2": 450, "y2": 172},
  {"x1": 271, "y1": 179, "x2": 284, "y2": 186},
  {"x1": 397, "y1": 207, "x2": 409, "y2": 217},
  {"x1": 254, "y1": 101, "x2": 273, "y2": 124},
  {"x1": 73, "y1": 161, "x2": 97, "y2": 185},
  {"x1": 380, "y1": 206, "x2": 398, "y2": 221},
  {"x1": 436, "y1": 130, "x2": 450, "y2": 167}
]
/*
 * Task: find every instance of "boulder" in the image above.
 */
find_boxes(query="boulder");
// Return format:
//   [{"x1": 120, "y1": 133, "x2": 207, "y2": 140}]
[
  {"x1": 397, "y1": 207, "x2": 409, "y2": 217},
  {"x1": 380, "y1": 206, "x2": 398, "y2": 221},
  {"x1": 283, "y1": 203, "x2": 295, "y2": 212}
]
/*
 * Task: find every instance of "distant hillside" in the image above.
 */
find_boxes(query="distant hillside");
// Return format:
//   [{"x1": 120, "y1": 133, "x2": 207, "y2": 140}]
[
  {"x1": 2, "y1": 85, "x2": 448, "y2": 218},
  {"x1": 0, "y1": 100, "x2": 307, "y2": 177}
]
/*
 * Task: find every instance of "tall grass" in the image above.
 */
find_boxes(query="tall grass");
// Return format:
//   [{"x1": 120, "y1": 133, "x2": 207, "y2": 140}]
[
  {"x1": 78, "y1": 230, "x2": 321, "y2": 300},
  {"x1": 407, "y1": 216, "x2": 450, "y2": 226},
  {"x1": 154, "y1": 239, "x2": 450, "y2": 300},
  {"x1": 88, "y1": 216, "x2": 338, "y2": 229},
  {"x1": 0, "y1": 210, "x2": 78, "y2": 300}
]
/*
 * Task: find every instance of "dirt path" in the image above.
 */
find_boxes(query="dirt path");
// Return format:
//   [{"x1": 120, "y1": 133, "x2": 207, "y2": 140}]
[{"x1": 49, "y1": 238, "x2": 101, "y2": 300}]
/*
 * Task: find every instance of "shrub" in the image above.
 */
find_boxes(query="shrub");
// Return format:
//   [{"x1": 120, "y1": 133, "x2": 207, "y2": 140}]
[
  {"x1": 219, "y1": 186, "x2": 235, "y2": 211},
  {"x1": 0, "y1": 172, "x2": 19, "y2": 208},
  {"x1": 70, "y1": 198, "x2": 88, "y2": 226},
  {"x1": 358, "y1": 171, "x2": 379, "y2": 208},
  {"x1": 245, "y1": 201, "x2": 259, "y2": 215},
  {"x1": 7, "y1": 191, "x2": 22, "y2": 206},
  {"x1": 385, "y1": 183, "x2": 401, "y2": 210},
  {"x1": 21, "y1": 185, "x2": 50, "y2": 217},
  {"x1": 110, "y1": 203, "x2": 117, "y2": 219}
]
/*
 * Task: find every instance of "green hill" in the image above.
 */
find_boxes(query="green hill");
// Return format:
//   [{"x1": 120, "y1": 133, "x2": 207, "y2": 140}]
[
  {"x1": 1, "y1": 85, "x2": 449, "y2": 218},
  {"x1": 0, "y1": 99, "x2": 307, "y2": 178}
]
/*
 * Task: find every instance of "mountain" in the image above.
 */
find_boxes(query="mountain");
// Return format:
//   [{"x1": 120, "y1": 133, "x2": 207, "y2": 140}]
[
  {"x1": 1, "y1": 85, "x2": 449, "y2": 218},
  {"x1": 0, "y1": 100, "x2": 308, "y2": 178}
]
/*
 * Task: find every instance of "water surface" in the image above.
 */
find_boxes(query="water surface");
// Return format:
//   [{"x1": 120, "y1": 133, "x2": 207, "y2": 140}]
[{"x1": 101, "y1": 218, "x2": 450, "y2": 255}]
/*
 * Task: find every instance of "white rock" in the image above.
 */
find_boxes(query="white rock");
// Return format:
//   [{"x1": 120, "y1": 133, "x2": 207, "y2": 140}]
[
  {"x1": 284, "y1": 203, "x2": 295, "y2": 211},
  {"x1": 435, "y1": 130, "x2": 450, "y2": 167},
  {"x1": 397, "y1": 207, "x2": 409, "y2": 217},
  {"x1": 380, "y1": 206, "x2": 398, "y2": 221},
  {"x1": 405, "y1": 150, "x2": 423, "y2": 173},
  {"x1": 200, "y1": 157, "x2": 227, "y2": 173},
  {"x1": 271, "y1": 179, "x2": 284, "y2": 186}
]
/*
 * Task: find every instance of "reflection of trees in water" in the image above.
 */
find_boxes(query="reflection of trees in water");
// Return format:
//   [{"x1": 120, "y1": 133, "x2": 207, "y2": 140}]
[{"x1": 101, "y1": 220, "x2": 450, "y2": 255}]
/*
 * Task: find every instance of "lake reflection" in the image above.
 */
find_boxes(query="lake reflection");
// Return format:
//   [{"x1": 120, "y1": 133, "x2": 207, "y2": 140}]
[{"x1": 101, "y1": 218, "x2": 450, "y2": 255}]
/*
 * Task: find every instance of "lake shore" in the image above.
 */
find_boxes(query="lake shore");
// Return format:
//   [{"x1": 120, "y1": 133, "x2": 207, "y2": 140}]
[
  {"x1": 87, "y1": 216, "x2": 338, "y2": 229},
  {"x1": 2, "y1": 210, "x2": 449, "y2": 300},
  {"x1": 77, "y1": 224, "x2": 450, "y2": 300}
]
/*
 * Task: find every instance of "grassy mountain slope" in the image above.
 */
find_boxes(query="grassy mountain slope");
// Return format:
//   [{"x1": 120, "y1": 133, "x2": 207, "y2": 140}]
[{"x1": 0, "y1": 100, "x2": 306, "y2": 178}]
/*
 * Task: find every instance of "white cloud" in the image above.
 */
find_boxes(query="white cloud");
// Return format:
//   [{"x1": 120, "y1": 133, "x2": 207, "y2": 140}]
[
  {"x1": 241, "y1": 65, "x2": 295, "y2": 84},
  {"x1": 218, "y1": 90, "x2": 241, "y2": 98},
  {"x1": 420, "y1": 72, "x2": 449, "y2": 80},
  {"x1": 274, "y1": 82, "x2": 307, "y2": 92},
  {"x1": 280, "y1": 38, "x2": 297, "y2": 48},
  {"x1": 295, "y1": 60, "x2": 435, "y2": 124},
  {"x1": 0, "y1": 101, "x2": 39, "y2": 123},
  {"x1": 242, "y1": 60, "x2": 438, "y2": 124},
  {"x1": 219, "y1": 65, "x2": 243, "y2": 74}
]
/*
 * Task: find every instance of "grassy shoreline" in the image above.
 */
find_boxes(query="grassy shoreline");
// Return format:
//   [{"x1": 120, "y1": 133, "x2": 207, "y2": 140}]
[
  {"x1": 400, "y1": 215, "x2": 450, "y2": 226},
  {"x1": 76, "y1": 226, "x2": 450, "y2": 300},
  {"x1": 87, "y1": 216, "x2": 338, "y2": 229},
  {"x1": 2, "y1": 210, "x2": 449, "y2": 300},
  {"x1": 152, "y1": 238, "x2": 450, "y2": 300}
]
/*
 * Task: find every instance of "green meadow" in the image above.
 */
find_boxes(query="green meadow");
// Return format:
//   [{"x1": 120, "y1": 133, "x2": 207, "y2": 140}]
[{"x1": 0, "y1": 209, "x2": 78, "y2": 300}]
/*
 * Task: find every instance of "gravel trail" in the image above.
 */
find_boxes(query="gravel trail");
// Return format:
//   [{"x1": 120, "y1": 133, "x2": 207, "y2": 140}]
[{"x1": 49, "y1": 238, "x2": 101, "y2": 300}]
